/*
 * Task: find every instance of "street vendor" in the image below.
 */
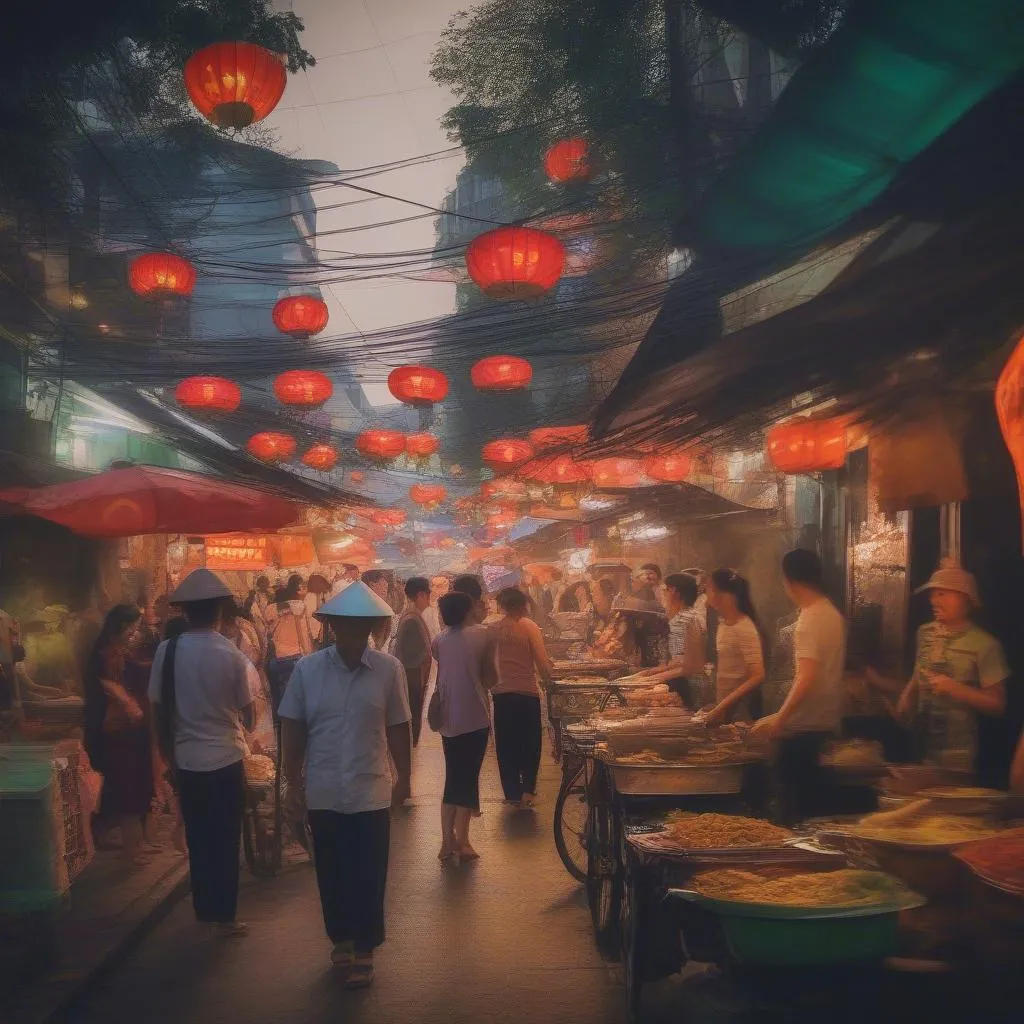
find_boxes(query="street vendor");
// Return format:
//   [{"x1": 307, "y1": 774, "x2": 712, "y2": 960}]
[
  {"x1": 631, "y1": 573, "x2": 706, "y2": 707},
  {"x1": 892, "y1": 560, "x2": 1008, "y2": 778},
  {"x1": 279, "y1": 581, "x2": 412, "y2": 988},
  {"x1": 607, "y1": 594, "x2": 668, "y2": 669}
]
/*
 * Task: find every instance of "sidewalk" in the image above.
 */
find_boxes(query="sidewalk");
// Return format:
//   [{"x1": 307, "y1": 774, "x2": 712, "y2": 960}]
[{"x1": 3, "y1": 842, "x2": 189, "y2": 1024}]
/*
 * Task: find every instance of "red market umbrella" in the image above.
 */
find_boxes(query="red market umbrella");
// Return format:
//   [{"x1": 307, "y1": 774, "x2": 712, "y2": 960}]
[{"x1": 0, "y1": 466, "x2": 300, "y2": 538}]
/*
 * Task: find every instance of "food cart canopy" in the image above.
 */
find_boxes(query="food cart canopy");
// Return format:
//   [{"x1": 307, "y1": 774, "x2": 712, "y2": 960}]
[{"x1": 0, "y1": 466, "x2": 300, "y2": 538}]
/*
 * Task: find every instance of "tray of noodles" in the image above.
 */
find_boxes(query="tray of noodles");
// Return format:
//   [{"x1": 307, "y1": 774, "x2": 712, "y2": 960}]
[{"x1": 817, "y1": 813, "x2": 1008, "y2": 851}]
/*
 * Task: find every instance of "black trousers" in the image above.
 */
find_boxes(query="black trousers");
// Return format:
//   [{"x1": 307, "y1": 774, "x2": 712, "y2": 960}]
[
  {"x1": 441, "y1": 728, "x2": 490, "y2": 811},
  {"x1": 176, "y1": 760, "x2": 245, "y2": 923},
  {"x1": 404, "y1": 667, "x2": 426, "y2": 747},
  {"x1": 307, "y1": 808, "x2": 390, "y2": 950},
  {"x1": 492, "y1": 693, "x2": 542, "y2": 801},
  {"x1": 774, "y1": 731, "x2": 834, "y2": 826}
]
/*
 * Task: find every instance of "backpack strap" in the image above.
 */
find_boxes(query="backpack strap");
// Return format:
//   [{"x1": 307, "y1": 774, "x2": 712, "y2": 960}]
[{"x1": 156, "y1": 636, "x2": 180, "y2": 770}]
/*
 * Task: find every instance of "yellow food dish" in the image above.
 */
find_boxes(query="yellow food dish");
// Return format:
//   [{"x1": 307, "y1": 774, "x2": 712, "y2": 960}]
[
  {"x1": 661, "y1": 812, "x2": 793, "y2": 848},
  {"x1": 693, "y1": 868, "x2": 912, "y2": 907}
]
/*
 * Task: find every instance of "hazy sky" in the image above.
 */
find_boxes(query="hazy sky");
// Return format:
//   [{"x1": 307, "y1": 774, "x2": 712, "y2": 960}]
[{"x1": 267, "y1": 0, "x2": 468, "y2": 404}]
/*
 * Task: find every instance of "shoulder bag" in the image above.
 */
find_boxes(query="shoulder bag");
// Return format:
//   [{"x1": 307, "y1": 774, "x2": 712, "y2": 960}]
[{"x1": 155, "y1": 636, "x2": 181, "y2": 774}]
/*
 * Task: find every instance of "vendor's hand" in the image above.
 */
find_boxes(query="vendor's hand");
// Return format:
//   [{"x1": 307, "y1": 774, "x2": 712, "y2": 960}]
[
  {"x1": 926, "y1": 672, "x2": 961, "y2": 699},
  {"x1": 895, "y1": 687, "x2": 916, "y2": 721},
  {"x1": 750, "y1": 714, "x2": 780, "y2": 741},
  {"x1": 391, "y1": 775, "x2": 411, "y2": 810},
  {"x1": 701, "y1": 703, "x2": 728, "y2": 728},
  {"x1": 284, "y1": 784, "x2": 306, "y2": 822}
]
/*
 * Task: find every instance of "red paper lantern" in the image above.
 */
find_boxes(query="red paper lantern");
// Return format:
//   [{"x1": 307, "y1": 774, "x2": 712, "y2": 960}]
[
  {"x1": 465, "y1": 227, "x2": 565, "y2": 300},
  {"x1": 471, "y1": 355, "x2": 533, "y2": 392},
  {"x1": 642, "y1": 452, "x2": 692, "y2": 484},
  {"x1": 523, "y1": 454, "x2": 591, "y2": 485},
  {"x1": 766, "y1": 418, "x2": 848, "y2": 474},
  {"x1": 184, "y1": 42, "x2": 287, "y2": 130},
  {"x1": 349, "y1": 470, "x2": 365, "y2": 483},
  {"x1": 482, "y1": 438, "x2": 534, "y2": 473},
  {"x1": 273, "y1": 370, "x2": 333, "y2": 408},
  {"x1": 543, "y1": 138, "x2": 592, "y2": 183},
  {"x1": 301, "y1": 444, "x2": 338, "y2": 471},
  {"x1": 528, "y1": 425, "x2": 588, "y2": 450},
  {"x1": 247, "y1": 432, "x2": 296, "y2": 463},
  {"x1": 387, "y1": 365, "x2": 449, "y2": 405},
  {"x1": 272, "y1": 295, "x2": 329, "y2": 339},
  {"x1": 356, "y1": 430, "x2": 406, "y2": 461},
  {"x1": 405, "y1": 432, "x2": 440, "y2": 458},
  {"x1": 590, "y1": 457, "x2": 643, "y2": 488},
  {"x1": 360, "y1": 507, "x2": 406, "y2": 528},
  {"x1": 409, "y1": 484, "x2": 447, "y2": 508},
  {"x1": 174, "y1": 376, "x2": 241, "y2": 414},
  {"x1": 129, "y1": 253, "x2": 196, "y2": 298}
]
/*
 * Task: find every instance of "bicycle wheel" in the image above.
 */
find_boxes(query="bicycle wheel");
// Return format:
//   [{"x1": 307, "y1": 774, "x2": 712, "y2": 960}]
[
  {"x1": 553, "y1": 760, "x2": 588, "y2": 883},
  {"x1": 586, "y1": 771, "x2": 622, "y2": 956}
]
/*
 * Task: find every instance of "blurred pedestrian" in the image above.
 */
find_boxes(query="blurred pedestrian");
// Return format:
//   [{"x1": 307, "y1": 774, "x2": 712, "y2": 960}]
[{"x1": 391, "y1": 577, "x2": 433, "y2": 747}]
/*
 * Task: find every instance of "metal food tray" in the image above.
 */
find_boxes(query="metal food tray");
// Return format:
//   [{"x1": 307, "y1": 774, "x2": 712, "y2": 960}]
[
  {"x1": 546, "y1": 678, "x2": 652, "y2": 719},
  {"x1": 608, "y1": 760, "x2": 746, "y2": 796}
]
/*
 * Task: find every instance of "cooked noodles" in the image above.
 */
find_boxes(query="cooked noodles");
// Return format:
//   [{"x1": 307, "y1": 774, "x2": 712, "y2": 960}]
[
  {"x1": 693, "y1": 868, "x2": 911, "y2": 907},
  {"x1": 661, "y1": 812, "x2": 792, "y2": 848}
]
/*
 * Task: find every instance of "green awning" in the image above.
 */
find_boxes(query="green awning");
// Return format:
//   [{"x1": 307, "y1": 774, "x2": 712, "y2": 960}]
[{"x1": 695, "y1": 0, "x2": 1024, "y2": 251}]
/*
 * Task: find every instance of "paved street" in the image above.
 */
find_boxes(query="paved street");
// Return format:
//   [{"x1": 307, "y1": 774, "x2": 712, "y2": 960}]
[{"x1": 72, "y1": 729, "x2": 627, "y2": 1024}]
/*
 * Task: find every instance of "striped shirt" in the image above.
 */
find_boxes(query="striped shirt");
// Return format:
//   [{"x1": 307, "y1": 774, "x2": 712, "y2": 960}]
[{"x1": 668, "y1": 608, "x2": 705, "y2": 677}]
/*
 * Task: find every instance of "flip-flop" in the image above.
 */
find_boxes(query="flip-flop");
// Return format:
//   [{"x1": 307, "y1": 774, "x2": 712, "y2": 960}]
[
  {"x1": 345, "y1": 958, "x2": 374, "y2": 989},
  {"x1": 331, "y1": 942, "x2": 355, "y2": 970}
]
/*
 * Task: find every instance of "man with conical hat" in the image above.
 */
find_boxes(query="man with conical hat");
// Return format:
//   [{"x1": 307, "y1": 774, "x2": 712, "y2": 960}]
[
  {"x1": 148, "y1": 568, "x2": 258, "y2": 938},
  {"x1": 278, "y1": 580, "x2": 411, "y2": 987}
]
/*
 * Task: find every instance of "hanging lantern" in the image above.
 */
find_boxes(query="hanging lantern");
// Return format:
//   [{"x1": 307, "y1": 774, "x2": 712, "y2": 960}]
[
  {"x1": 528, "y1": 425, "x2": 588, "y2": 450},
  {"x1": 405, "y1": 432, "x2": 440, "y2": 458},
  {"x1": 247, "y1": 432, "x2": 296, "y2": 463},
  {"x1": 471, "y1": 355, "x2": 533, "y2": 392},
  {"x1": 184, "y1": 42, "x2": 287, "y2": 130},
  {"x1": 174, "y1": 376, "x2": 241, "y2": 414},
  {"x1": 128, "y1": 253, "x2": 196, "y2": 298},
  {"x1": 361, "y1": 507, "x2": 406, "y2": 528},
  {"x1": 409, "y1": 483, "x2": 447, "y2": 508},
  {"x1": 523, "y1": 454, "x2": 591, "y2": 485},
  {"x1": 543, "y1": 138, "x2": 592, "y2": 183},
  {"x1": 590, "y1": 457, "x2": 643, "y2": 488},
  {"x1": 482, "y1": 438, "x2": 534, "y2": 473},
  {"x1": 273, "y1": 370, "x2": 333, "y2": 409},
  {"x1": 642, "y1": 452, "x2": 692, "y2": 484},
  {"x1": 766, "y1": 417, "x2": 848, "y2": 474},
  {"x1": 387, "y1": 365, "x2": 449, "y2": 405},
  {"x1": 349, "y1": 470, "x2": 365, "y2": 484},
  {"x1": 272, "y1": 295, "x2": 329, "y2": 339},
  {"x1": 996, "y1": 338, "x2": 1024, "y2": 544},
  {"x1": 301, "y1": 444, "x2": 338, "y2": 471},
  {"x1": 465, "y1": 227, "x2": 565, "y2": 300},
  {"x1": 356, "y1": 429, "x2": 406, "y2": 461}
]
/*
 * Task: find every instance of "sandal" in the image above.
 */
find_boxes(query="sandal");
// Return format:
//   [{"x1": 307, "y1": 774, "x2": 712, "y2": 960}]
[
  {"x1": 331, "y1": 942, "x2": 355, "y2": 970},
  {"x1": 345, "y1": 957, "x2": 374, "y2": 989}
]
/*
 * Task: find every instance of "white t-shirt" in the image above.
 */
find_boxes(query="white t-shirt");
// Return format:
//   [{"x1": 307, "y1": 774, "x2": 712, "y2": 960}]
[
  {"x1": 148, "y1": 630, "x2": 257, "y2": 772},
  {"x1": 714, "y1": 616, "x2": 764, "y2": 701},
  {"x1": 278, "y1": 646, "x2": 411, "y2": 814},
  {"x1": 786, "y1": 598, "x2": 847, "y2": 735}
]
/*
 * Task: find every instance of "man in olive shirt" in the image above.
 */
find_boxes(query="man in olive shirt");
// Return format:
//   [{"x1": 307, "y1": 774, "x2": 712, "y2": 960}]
[{"x1": 391, "y1": 577, "x2": 433, "y2": 746}]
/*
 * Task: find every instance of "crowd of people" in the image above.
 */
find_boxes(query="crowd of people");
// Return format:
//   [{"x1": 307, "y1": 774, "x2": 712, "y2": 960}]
[{"x1": 5, "y1": 545, "x2": 1021, "y2": 991}]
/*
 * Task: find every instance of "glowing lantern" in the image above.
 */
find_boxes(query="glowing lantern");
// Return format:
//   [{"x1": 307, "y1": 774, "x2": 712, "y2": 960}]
[
  {"x1": 405, "y1": 432, "x2": 440, "y2": 458},
  {"x1": 388, "y1": 365, "x2": 449, "y2": 405},
  {"x1": 643, "y1": 452, "x2": 692, "y2": 484},
  {"x1": 356, "y1": 430, "x2": 406, "y2": 461},
  {"x1": 523, "y1": 454, "x2": 591, "y2": 485},
  {"x1": 528, "y1": 425, "x2": 588, "y2": 450},
  {"x1": 465, "y1": 227, "x2": 565, "y2": 300},
  {"x1": 174, "y1": 376, "x2": 241, "y2": 414},
  {"x1": 481, "y1": 479, "x2": 528, "y2": 500},
  {"x1": 766, "y1": 418, "x2": 848, "y2": 474},
  {"x1": 301, "y1": 444, "x2": 338, "y2": 471},
  {"x1": 247, "y1": 432, "x2": 296, "y2": 463},
  {"x1": 996, "y1": 338, "x2": 1024, "y2": 544},
  {"x1": 362, "y1": 507, "x2": 406, "y2": 528},
  {"x1": 409, "y1": 484, "x2": 447, "y2": 508},
  {"x1": 128, "y1": 253, "x2": 196, "y2": 298},
  {"x1": 184, "y1": 42, "x2": 287, "y2": 130},
  {"x1": 350, "y1": 470, "x2": 365, "y2": 483},
  {"x1": 272, "y1": 295, "x2": 329, "y2": 339},
  {"x1": 544, "y1": 138, "x2": 592, "y2": 183},
  {"x1": 590, "y1": 457, "x2": 643, "y2": 488},
  {"x1": 471, "y1": 355, "x2": 533, "y2": 392},
  {"x1": 482, "y1": 438, "x2": 534, "y2": 473},
  {"x1": 273, "y1": 370, "x2": 333, "y2": 408}
]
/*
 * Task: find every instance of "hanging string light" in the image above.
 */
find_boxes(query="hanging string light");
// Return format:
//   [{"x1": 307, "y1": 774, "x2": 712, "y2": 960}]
[
  {"x1": 247, "y1": 432, "x2": 296, "y2": 463},
  {"x1": 174, "y1": 376, "x2": 241, "y2": 414},
  {"x1": 471, "y1": 355, "x2": 533, "y2": 391},
  {"x1": 387, "y1": 365, "x2": 449, "y2": 405},
  {"x1": 273, "y1": 370, "x2": 333, "y2": 409},
  {"x1": 465, "y1": 227, "x2": 565, "y2": 300},
  {"x1": 272, "y1": 295, "x2": 329, "y2": 339},
  {"x1": 128, "y1": 253, "x2": 196, "y2": 298},
  {"x1": 184, "y1": 42, "x2": 288, "y2": 130}
]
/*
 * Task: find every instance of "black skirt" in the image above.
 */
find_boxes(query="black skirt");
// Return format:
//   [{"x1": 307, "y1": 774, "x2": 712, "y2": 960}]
[{"x1": 441, "y1": 728, "x2": 490, "y2": 811}]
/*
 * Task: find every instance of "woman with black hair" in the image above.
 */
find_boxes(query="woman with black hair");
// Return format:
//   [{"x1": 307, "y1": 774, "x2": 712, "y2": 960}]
[
  {"x1": 702, "y1": 569, "x2": 767, "y2": 725},
  {"x1": 266, "y1": 575, "x2": 316, "y2": 709},
  {"x1": 83, "y1": 603, "x2": 155, "y2": 867}
]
